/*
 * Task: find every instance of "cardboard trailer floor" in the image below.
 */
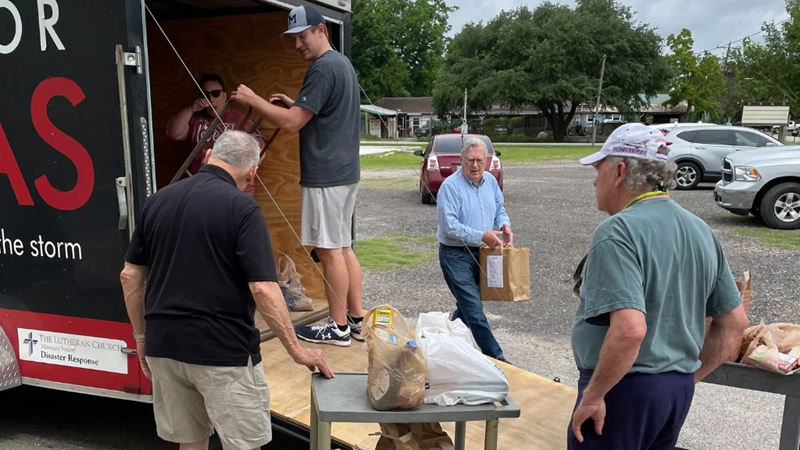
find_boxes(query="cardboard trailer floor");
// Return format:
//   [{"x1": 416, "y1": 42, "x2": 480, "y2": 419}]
[{"x1": 256, "y1": 305, "x2": 578, "y2": 449}]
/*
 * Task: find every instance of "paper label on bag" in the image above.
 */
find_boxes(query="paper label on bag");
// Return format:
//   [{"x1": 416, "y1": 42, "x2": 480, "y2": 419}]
[{"x1": 487, "y1": 255, "x2": 504, "y2": 288}]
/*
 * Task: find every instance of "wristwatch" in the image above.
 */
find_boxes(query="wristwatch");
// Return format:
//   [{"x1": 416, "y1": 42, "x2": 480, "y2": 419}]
[{"x1": 133, "y1": 332, "x2": 145, "y2": 341}]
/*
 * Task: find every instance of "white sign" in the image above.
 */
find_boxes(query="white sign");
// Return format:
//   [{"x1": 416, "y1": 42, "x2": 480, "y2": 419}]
[
  {"x1": 487, "y1": 255, "x2": 504, "y2": 288},
  {"x1": 18, "y1": 328, "x2": 128, "y2": 374}
]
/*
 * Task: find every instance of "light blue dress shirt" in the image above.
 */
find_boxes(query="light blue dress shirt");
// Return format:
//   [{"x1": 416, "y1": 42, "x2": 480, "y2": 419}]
[{"x1": 436, "y1": 169, "x2": 510, "y2": 247}]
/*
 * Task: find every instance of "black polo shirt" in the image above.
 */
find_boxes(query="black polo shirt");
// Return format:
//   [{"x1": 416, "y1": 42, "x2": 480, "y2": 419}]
[{"x1": 125, "y1": 164, "x2": 277, "y2": 366}]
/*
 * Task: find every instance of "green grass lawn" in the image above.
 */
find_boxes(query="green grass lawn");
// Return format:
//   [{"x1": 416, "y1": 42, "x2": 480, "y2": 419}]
[
  {"x1": 360, "y1": 145, "x2": 596, "y2": 170},
  {"x1": 355, "y1": 233, "x2": 438, "y2": 270},
  {"x1": 731, "y1": 224, "x2": 800, "y2": 250}
]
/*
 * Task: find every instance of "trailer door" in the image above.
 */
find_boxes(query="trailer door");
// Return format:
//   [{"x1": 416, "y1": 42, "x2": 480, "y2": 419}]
[{"x1": 0, "y1": 0, "x2": 150, "y2": 399}]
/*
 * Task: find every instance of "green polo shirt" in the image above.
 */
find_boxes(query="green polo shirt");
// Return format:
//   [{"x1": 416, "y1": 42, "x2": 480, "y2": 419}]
[{"x1": 571, "y1": 197, "x2": 742, "y2": 374}]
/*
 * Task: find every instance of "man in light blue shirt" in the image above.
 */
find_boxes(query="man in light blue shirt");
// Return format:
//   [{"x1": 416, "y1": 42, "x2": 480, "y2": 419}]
[{"x1": 436, "y1": 137, "x2": 512, "y2": 362}]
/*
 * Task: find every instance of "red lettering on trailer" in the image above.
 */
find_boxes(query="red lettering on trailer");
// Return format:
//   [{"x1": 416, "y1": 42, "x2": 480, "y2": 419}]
[
  {"x1": 0, "y1": 124, "x2": 34, "y2": 205},
  {"x1": 31, "y1": 77, "x2": 94, "y2": 211}
]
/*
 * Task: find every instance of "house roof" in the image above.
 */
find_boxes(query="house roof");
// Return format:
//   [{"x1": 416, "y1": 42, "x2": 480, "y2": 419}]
[
  {"x1": 376, "y1": 97, "x2": 434, "y2": 114},
  {"x1": 361, "y1": 105, "x2": 398, "y2": 116}
]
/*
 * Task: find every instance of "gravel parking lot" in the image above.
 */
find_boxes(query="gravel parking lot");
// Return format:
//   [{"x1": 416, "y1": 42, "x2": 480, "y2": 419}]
[{"x1": 357, "y1": 160, "x2": 800, "y2": 450}]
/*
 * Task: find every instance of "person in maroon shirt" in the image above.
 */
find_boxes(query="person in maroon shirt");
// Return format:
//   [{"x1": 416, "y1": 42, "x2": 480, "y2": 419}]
[{"x1": 166, "y1": 73, "x2": 265, "y2": 195}]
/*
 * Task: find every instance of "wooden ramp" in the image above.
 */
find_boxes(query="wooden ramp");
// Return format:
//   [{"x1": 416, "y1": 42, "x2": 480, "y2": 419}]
[{"x1": 258, "y1": 323, "x2": 578, "y2": 450}]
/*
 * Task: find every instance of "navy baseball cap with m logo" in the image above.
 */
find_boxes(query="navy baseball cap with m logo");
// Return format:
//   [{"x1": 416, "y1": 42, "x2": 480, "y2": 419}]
[{"x1": 283, "y1": 5, "x2": 326, "y2": 35}]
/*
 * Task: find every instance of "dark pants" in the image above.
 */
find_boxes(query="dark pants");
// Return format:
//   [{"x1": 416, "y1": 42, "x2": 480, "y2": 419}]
[
  {"x1": 439, "y1": 244, "x2": 504, "y2": 359},
  {"x1": 568, "y1": 369, "x2": 695, "y2": 450}
]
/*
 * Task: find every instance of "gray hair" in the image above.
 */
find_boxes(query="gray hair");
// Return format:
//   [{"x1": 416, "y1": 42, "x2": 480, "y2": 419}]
[
  {"x1": 608, "y1": 151, "x2": 678, "y2": 192},
  {"x1": 460, "y1": 137, "x2": 487, "y2": 157},
  {"x1": 210, "y1": 130, "x2": 260, "y2": 170}
]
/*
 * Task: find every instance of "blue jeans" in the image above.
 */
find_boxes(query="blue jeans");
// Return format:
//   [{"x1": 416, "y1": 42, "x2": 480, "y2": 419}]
[{"x1": 439, "y1": 244, "x2": 504, "y2": 359}]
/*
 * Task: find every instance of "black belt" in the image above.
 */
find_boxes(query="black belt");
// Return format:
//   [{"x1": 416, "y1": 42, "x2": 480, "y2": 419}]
[{"x1": 440, "y1": 243, "x2": 481, "y2": 252}]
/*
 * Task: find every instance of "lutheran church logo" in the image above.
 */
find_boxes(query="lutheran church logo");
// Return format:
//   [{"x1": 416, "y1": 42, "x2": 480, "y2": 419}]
[{"x1": 23, "y1": 332, "x2": 38, "y2": 357}]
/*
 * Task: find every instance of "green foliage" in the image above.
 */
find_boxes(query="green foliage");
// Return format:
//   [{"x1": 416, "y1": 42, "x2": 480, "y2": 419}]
[
  {"x1": 353, "y1": 0, "x2": 457, "y2": 101},
  {"x1": 360, "y1": 145, "x2": 596, "y2": 169},
  {"x1": 730, "y1": 0, "x2": 800, "y2": 117},
  {"x1": 432, "y1": 0, "x2": 670, "y2": 141},
  {"x1": 665, "y1": 29, "x2": 727, "y2": 122}
]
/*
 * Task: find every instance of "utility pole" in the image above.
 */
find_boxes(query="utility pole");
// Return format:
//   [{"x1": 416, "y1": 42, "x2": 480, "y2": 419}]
[
  {"x1": 462, "y1": 88, "x2": 468, "y2": 134},
  {"x1": 591, "y1": 54, "x2": 606, "y2": 147}
]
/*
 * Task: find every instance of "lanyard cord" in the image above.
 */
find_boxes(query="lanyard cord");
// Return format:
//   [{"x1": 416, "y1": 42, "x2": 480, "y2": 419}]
[{"x1": 624, "y1": 188, "x2": 669, "y2": 210}]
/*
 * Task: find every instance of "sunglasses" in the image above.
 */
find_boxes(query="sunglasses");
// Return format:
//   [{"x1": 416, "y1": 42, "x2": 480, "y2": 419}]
[
  {"x1": 203, "y1": 89, "x2": 223, "y2": 99},
  {"x1": 572, "y1": 253, "x2": 588, "y2": 297}
]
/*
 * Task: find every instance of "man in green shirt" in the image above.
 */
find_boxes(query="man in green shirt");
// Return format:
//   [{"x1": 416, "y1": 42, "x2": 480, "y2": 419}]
[{"x1": 568, "y1": 124, "x2": 749, "y2": 449}]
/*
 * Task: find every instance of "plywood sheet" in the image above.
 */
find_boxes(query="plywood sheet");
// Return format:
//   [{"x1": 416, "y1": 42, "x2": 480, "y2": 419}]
[
  {"x1": 146, "y1": 11, "x2": 325, "y2": 298},
  {"x1": 260, "y1": 339, "x2": 577, "y2": 450}
]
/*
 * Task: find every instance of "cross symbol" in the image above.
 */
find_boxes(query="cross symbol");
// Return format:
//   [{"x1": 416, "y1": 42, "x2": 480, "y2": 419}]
[{"x1": 23, "y1": 332, "x2": 38, "y2": 357}]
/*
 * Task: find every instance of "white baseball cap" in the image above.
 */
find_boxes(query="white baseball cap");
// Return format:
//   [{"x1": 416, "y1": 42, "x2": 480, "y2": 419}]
[
  {"x1": 580, "y1": 123, "x2": 670, "y2": 166},
  {"x1": 282, "y1": 5, "x2": 326, "y2": 36}
]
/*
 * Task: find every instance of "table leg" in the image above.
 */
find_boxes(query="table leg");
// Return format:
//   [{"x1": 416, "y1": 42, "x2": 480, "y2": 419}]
[
  {"x1": 454, "y1": 422, "x2": 467, "y2": 450},
  {"x1": 778, "y1": 395, "x2": 800, "y2": 450},
  {"x1": 310, "y1": 396, "x2": 318, "y2": 450},
  {"x1": 484, "y1": 419, "x2": 499, "y2": 450},
  {"x1": 317, "y1": 421, "x2": 332, "y2": 450}
]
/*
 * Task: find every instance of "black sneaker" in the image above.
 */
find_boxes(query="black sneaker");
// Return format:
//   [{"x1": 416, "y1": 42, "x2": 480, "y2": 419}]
[
  {"x1": 296, "y1": 317, "x2": 351, "y2": 347},
  {"x1": 348, "y1": 316, "x2": 364, "y2": 342}
]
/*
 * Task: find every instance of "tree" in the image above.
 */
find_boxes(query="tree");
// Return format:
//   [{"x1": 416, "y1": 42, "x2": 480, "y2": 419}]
[
  {"x1": 352, "y1": 0, "x2": 456, "y2": 101},
  {"x1": 432, "y1": 0, "x2": 670, "y2": 141},
  {"x1": 665, "y1": 29, "x2": 727, "y2": 122},
  {"x1": 730, "y1": 0, "x2": 800, "y2": 117}
]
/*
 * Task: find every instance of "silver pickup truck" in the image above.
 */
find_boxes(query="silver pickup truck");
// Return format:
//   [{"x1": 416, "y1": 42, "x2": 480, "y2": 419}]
[{"x1": 713, "y1": 146, "x2": 800, "y2": 230}]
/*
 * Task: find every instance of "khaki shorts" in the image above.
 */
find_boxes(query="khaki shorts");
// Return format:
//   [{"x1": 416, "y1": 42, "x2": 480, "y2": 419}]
[
  {"x1": 146, "y1": 356, "x2": 271, "y2": 450},
  {"x1": 301, "y1": 183, "x2": 358, "y2": 249}
]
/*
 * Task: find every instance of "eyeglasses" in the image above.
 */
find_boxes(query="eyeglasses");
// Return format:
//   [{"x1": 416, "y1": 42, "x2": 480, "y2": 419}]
[
  {"x1": 464, "y1": 158, "x2": 486, "y2": 165},
  {"x1": 203, "y1": 89, "x2": 222, "y2": 99},
  {"x1": 572, "y1": 253, "x2": 588, "y2": 297}
]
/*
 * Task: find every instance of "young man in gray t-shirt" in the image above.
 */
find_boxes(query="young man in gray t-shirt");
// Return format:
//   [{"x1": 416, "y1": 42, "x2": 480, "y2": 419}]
[{"x1": 231, "y1": 4, "x2": 364, "y2": 347}]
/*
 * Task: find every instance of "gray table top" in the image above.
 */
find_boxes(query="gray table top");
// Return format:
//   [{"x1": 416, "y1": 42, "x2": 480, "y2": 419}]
[
  {"x1": 311, "y1": 373, "x2": 521, "y2": 423},
  {"x1": 702, "y1": 362, "x2": 800, "y2": 396}
]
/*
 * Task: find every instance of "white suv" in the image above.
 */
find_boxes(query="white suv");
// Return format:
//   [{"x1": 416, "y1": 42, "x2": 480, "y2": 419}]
[{"x1": 651, "y1": 125, "x2": 783, "y2": 190}]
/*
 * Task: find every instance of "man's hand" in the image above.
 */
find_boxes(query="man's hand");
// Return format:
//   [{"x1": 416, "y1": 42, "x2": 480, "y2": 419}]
[
  {"x1": 292, "y1": 347, "x2": 334, "y2": 378},
  {"x1": 501, "y1": 224, "x2": 513, "y2": 246},
  {"x1": 192, "y1": 98, "x2": 210, "y2": 112},
  {"x1": 231, "y1": 84, "x2": 261, "y2": 107},
  {"x1": 136, "y1": 339, "x2": 151, "y2": 380},
  {"x1": 269, "y1": 93, "x2": 295, "y2": 108},
  {"x1": 482, "y1": 231, "x2": 503, "y2": 248},
  {"x1": 571, "y1": 395, "x2": 606, "y2": 443}
]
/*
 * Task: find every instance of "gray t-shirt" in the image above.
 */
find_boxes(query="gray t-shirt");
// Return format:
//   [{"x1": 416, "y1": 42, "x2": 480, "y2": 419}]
[
  {"x1": 571, "y1": 197, "x2": 742, "y2": 374},
  {"x1": 294, "y1": 50, "x2": 361, "y2": 188}
]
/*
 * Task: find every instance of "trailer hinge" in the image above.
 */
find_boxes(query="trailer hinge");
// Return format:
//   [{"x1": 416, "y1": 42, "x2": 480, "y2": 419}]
[{"x1": 122, "y1": 46, "x2": 142, "y2": 74}]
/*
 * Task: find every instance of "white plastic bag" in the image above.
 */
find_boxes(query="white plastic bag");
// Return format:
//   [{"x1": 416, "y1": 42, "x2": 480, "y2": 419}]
[{"x1": 415, "y1": 312, "x2": 509, "y2": 406}]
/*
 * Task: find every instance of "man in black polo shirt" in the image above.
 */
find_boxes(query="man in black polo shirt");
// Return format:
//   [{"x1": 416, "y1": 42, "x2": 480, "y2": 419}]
[{"x1": 120, "y1": 130, "x2": 332, "y2": 450}]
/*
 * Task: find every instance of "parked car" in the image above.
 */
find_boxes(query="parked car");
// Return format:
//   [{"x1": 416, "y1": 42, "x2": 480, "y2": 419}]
[
  {"x1": 413, "y1": 134, "x2": 503, "y2": 204},
  {"x1": 714, "y1": 146, "x2": 800, "y2": 230},
  {"x1": 652, "y1": 125, "x2": 784, "y2": 190}
]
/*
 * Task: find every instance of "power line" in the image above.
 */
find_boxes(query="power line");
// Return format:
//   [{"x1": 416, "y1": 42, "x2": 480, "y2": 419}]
[{"x1": 700, "y1": 17, "x2": 791, "y2": 54}]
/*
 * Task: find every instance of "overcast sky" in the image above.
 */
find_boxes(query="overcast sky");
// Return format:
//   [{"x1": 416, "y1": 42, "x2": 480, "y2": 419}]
[{"x1": 445, "y1": 0, "x2": 791, "y2": 55}]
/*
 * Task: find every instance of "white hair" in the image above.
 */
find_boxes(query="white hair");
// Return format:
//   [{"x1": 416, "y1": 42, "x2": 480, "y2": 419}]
[
  {"x1": 460, "y1": 137, "x2": 487, "y2": 157},
  {"x1": 607, "y1": 153, "x2": 678, "y2": 192},
  {"x1": 210, "y1": 130, "x2": 260, "y2": 170}
]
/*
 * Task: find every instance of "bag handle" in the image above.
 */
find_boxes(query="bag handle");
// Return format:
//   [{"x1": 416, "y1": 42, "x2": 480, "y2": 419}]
[{"x1": 276, "y1": 253, "x2": 301, "y2": 284}]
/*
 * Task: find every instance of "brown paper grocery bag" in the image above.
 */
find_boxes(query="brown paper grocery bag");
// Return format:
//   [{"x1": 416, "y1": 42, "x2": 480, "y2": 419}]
[
  {"x1": 375, "y1": 423, "x2": 455, "y2": 450},
  {"x1": 479, "y1": 246, "x2": 530, "y2": 301}
]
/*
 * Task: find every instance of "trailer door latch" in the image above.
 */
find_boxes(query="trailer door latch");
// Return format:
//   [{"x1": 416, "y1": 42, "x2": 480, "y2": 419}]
[
  {"x1": 122, "y1": 45, "x2": 142, "y2": 74},
  {"x1": 121, "y1": 347, "x2": 137, "y2": 355},
  {"x1": 116, "y1": 177, "x2": 129, "y2": 230}
]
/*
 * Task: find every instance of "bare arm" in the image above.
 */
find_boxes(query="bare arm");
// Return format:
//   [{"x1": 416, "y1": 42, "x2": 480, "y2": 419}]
[
  {"x1": 572, "y1": 308, "x2": 646, "y2": 442},
  {"x1": 231, "y1": 85, "x2": 314, "y2": 133},
  {"x1": 166, "y1": 99, "x2": 207, "y2": 141},
  {"x1": 120, "y1": 262, "x2": 151, "y2": 379},
  {"x1": 583, "y1": 308, "x2": 647, "y2": 401},
  {"x1": 120, "y1": 262, "x2": 147, "y2": 335},
  {"x1": 249, "y1": 281, "x2": 333, "y2": 378},
  {"x1": 694, "y1": 304, "x2": 749, "y2": 382}
]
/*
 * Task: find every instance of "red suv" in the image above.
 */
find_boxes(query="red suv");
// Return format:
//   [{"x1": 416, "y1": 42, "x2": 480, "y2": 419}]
[{"x1": 413, "y1": 134, "x2": 503, "y2": 204}]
